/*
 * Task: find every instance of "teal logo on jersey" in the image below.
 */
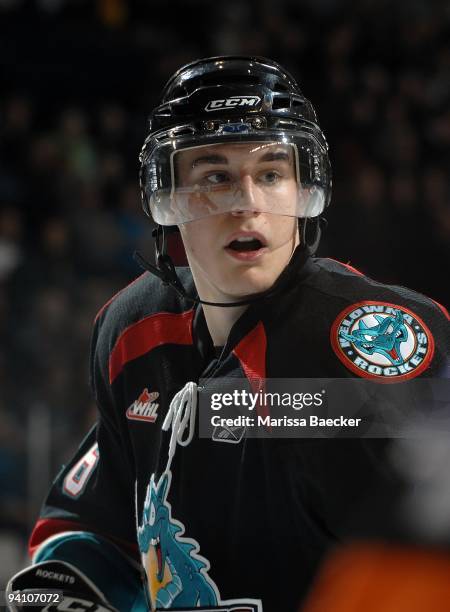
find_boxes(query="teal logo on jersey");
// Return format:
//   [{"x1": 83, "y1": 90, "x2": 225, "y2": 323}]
[
  {"x1": 138, "y1": 467, "x2": 262, "y2": 611},
  {"x1": 138, "y1": 470, "x2": 219, "y2": 609},
  {"x1": 331, "y1": 301, "x2": 434, "y2": 380},
  {"x1": 340, "y1": 309, "x2": 408, "y2": 366}
]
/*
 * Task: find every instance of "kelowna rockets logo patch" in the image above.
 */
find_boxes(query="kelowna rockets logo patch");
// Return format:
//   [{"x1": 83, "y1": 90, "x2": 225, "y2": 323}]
[{"x1": 331, "y1": 301, "x2": 435, "y2": 380}]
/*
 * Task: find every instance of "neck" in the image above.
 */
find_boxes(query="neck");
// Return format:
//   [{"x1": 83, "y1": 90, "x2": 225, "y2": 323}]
[{"x1": 201, "y1": 302, "x2": 248, "y2": 347}]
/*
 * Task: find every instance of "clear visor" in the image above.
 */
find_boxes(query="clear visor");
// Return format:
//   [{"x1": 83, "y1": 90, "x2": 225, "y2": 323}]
[{"x1": 143, "y1": 135, "x2": 328, "y2": 225}]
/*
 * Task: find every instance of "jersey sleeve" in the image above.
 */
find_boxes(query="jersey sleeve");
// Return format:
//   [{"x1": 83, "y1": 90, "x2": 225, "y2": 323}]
[{"x1": 28, "y1": 313, "x2": 147, "y2": 609}]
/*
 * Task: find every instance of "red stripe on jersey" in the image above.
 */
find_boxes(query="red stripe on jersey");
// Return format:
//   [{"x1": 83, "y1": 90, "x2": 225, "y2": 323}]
[
  {"x1": 326, "y1": 258, "x2": 365, "y2": 276},
  {"x1": 109, "y1": 309, "x2": 194, "y2": 384},
  {"x1": 94, "y1": 273, "x2": 148, "y2": 324},
  {"x1": 29, "y1": 518, "x2": 139, "y2": 560},
  {"x1": 233, "y1": 322, "x2": 268, "y2": 419},
  {"x1": 431, "y1": 299, "x2": 450, "y2": 320}
]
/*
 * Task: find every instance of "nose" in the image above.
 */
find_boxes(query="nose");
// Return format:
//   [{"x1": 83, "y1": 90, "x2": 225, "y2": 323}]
[{"x1": 231, "y1": 174, "x2": 261, "y2": 217}]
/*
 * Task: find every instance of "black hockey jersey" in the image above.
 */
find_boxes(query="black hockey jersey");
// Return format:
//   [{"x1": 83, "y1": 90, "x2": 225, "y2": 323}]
[{"x1": 30, "y1": 246, "x2": 449, "y2": 612}]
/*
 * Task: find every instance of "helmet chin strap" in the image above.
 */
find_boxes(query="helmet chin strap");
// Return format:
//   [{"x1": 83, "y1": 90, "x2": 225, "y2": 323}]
[
  {"x1": 133, "y1": 218, "x2": 324, "y2": 308},
  {"x1": 302, "y1": 215, "x2": 326, "y2": 256}
]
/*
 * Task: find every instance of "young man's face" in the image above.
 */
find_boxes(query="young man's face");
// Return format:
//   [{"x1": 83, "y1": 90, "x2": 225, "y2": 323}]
[{"x1": 175, "y1": 142, "x2": 300, "y2": 302}]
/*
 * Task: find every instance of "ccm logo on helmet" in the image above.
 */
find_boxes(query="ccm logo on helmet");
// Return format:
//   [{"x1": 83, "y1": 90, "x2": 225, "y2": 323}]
[{"x1": 205, "y1": 96, "x2": 261, "y2": 111}]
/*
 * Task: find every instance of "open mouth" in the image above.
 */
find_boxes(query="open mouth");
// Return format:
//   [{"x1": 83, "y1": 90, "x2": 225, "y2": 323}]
[
  {"x1": 361, "y1": 343, "x2": 374, "y2": 351},
  {"x1": 224, "y1": 233, "x2": 268, "y2": 260},
  {"x1": 227, "y1": 237, "x2": 264, "y2": 252}
]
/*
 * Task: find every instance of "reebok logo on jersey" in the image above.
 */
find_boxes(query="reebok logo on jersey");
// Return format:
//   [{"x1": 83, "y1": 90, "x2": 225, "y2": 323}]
[
  {"x1": 205, "y1": 96, "x2": 261, "y2": 112},
  {"x1": 331, "y1": 301, "x2": 434, "y2": 381},
  {"x1": 126, "y1": 388, "x2": 159, "y2": 422},
  {"x1": 213, "y1": 423, "x2": 247, "y2": 444}
]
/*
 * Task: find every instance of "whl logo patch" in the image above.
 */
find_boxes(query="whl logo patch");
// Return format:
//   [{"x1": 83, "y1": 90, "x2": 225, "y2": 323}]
[
  {"x1": 205, "y1": 96, "x2": 261, "y2": 112},
  {"x1": 331, "y1": 301, "x2": 434, "y2": 380},
  {"x1": 127, "y1": 388, "x2": 159, "y2": 422}
]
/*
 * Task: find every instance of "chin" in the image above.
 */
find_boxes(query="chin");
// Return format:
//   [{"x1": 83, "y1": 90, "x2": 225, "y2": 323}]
[{"x1": 222, "y1": 268, "x2": 278, "y2": 299}]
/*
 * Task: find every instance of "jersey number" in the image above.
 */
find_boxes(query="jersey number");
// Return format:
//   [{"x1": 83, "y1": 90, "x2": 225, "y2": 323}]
[{"x1": 63, "y1": 444, "x2": 99, "y2": 498}]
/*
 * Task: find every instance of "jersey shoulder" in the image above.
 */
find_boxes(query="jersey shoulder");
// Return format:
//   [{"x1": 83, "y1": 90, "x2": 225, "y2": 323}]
[
  {"x1": 307, "y1": 258, "x2": 448, "y2": 379},
  {"x1": 311, "y1": 257, "x2": 449, "y2": 324},
  {"x1": 91, "y1": 268, "x2": 196, "y2": 362},
  {"x1": 95, "y1": 268, "x2": 194, "y2": 329}
]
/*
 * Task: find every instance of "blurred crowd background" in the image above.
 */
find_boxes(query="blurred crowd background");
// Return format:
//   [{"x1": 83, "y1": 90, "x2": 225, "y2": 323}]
[{"x1": 0, "y1": 0, "x2": 449, "y2": 583}]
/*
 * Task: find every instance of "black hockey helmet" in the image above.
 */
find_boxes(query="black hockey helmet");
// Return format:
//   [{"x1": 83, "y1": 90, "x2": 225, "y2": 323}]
[
  {"x1": 151, "y1": 55, "x2": 319, "y2": 130},
  {"x1": 139, "y1": 55, "x2": 332, "y2": 226}
]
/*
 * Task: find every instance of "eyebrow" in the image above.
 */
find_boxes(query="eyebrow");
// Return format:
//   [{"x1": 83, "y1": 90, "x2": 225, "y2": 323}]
[
  {"x1": 192, "y1": 154, "x2": 228, "y2": 167},
  {"x1": 191, "y1": 149, "x2": 291, "y2": 167},
  {"x1": 259, "y1": 150, "x2": 290, "y2": 162}
]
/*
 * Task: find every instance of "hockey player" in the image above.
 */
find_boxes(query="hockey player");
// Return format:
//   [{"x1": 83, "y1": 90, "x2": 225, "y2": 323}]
[{"x1": 7, "y1": 56, "x2": 449, "y2": 612}]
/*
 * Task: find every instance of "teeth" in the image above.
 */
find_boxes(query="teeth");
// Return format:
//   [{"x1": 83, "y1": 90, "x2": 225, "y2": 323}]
[
  {"x1": 150, "y1": 536, "x2": 160, "y2": 546},
  {"x1": 236, "y1": 236, "x2": 258, "y2": 242}
]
